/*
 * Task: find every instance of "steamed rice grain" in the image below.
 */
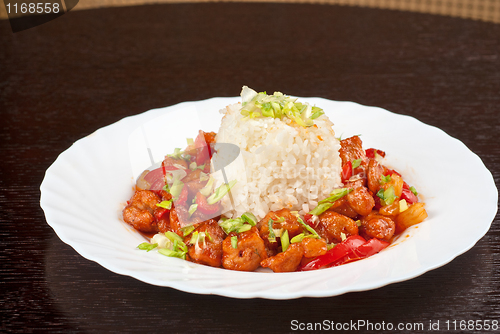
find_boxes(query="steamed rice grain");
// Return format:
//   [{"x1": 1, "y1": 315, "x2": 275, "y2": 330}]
[{"x1": 214, "y1": 102, "x2": 342, "y2": 220}]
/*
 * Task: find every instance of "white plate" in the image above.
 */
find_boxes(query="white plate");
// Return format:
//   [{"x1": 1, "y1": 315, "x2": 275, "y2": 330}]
[{"x1": 40, "y1": 97, "x2": 498, "y2": 299}]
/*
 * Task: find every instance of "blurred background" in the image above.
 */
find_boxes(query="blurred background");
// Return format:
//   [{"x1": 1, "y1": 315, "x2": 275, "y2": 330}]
[{"x1": 1, "y1": 0, "x2": 500, "y2": 23}]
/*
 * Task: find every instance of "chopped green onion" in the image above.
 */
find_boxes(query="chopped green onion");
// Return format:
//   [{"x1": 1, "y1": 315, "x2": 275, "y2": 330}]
[
  {"x1": 188, "y1": 203, "x2": 198, "y2": 217},
  {"x1": 167, "y1": 148, "x2": 183, "y2": 159},
  {"x1": 218, "y1": 217, "x2": 252, "y2": 234},
  {"x1": 189, "y1": 162, "x2": 205, "y2": 171},
  {"x1": 297, "y1": 217, "x2": 320, "y2": 238},
  {"x1": 189, "y1": 231, "x2": 200, "y2": 245},
  {"x1": 281, "y1": 230, "x2": 290, "y2": 252},
  {"x1": 219, "y1": 218, "x2": 240, "y2": 234},
  {"x1": 178, "y1": 241, "x2": 188, "y2": 253},
  {"x1": 180, "y1": 225, "x2": 195, "y2": 237},
  {"x1": 169, "y1": 177, "x2": 184, "y2": 201},
  {"x1": 186, "y1": 138, "x2": 194, "y2": 146},
  {"x1": 207, "y1": 180, "x2": 237, "y2": 205},
  {"x1": 352, "y1": 159, "x2": 362, "y2": 169},
  {"x1": 268, "y1": 219, "x2": 276, "y2": 243},
  {"x1": 261, "y1": 102, "x2": 274, "y2": 117},
  {"x1": 231, "y1": 236, "x2": 238, "y2": 249},
  {"x1": 158, "y1": 248, "x2": 186, "y2": 259},
  {"x1": 310, "y1": 106, "x2": 325, "y2": 120},
  {"x1": 156, "y1": 200, "x2": 172, "y2": 210},
  {"x1": 239, "y1": 86, "x2": 323, "y2": 127},
  {"x1": 355, "y1": 220, "x2": 362, "y2": 227},
  {"x1": 317, "y1": 188, "x2": 353, "y2": 205},
  {"x1": 165, "y1": 231, "x2": 183, "y2": 245},
  {"x1": 310, "y1": 188, "x2": 353, "y2": 216},
  {"x1": 309, "y1": 202, "x2": 335, "y2": 216},
  {"x1": 410, "y1": 186, "x2": 418, "y2": 196},
  {"x1": 206, "y1": 232, "x2": 213, "y2": 242},
  {"x1": 382, "y1": 186, "x2": 396, "y2": 206},
  {"x1": 199, "y1": 172, "x2": 210, "y2": 182},
  {"x1": 241, "y1": 212, "x2": 258, "y2": 226},
  {"x1": 199, "y1": 176, "x2": 215, "y2": 197},
  {"x1": 380, "y1": 174, "x2": 391, "y2": 184},
  {"x1": 137, "y1": 242, "x2": 158, "y2": 252},
  {"x1": 290, "y1": 233, "x2": 305, "y2": 243},
  {"x1": 237, "y1": 224, "x2": 252, "y2": 233},
  {"x1": 189, "y1": 231, "x2": 211, "y2": 245},
  {"x1": 340, "y1": 232, "x2": 347, "y2": 242},
  {"x1": 377, "y1": 186, "x2": 396, "y2": 206}
]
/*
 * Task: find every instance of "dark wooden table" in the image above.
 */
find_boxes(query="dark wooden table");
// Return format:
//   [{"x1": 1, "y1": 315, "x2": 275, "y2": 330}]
[{"x1": 1, "y1": 3, "x2": 499, "y2": 333}]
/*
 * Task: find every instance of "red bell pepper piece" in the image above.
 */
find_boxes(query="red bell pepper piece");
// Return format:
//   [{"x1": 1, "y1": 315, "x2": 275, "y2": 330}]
[
  {"x1": 195, "y1": 192, "x2": 221, "y2": 216},
  {"x1": 174, "y1": 184, "x2": 188, "y2": 207},
  {"x1": 329, "y1": 237, "x2": 390, "y2": 267},
  {"x1": 401, "y1": 186, "x2": 418, "y2": 204},
  {"x1": 149, "y1": 178, "x2": 166, "y2": 191},
  {"x1": 365, "y1": 148, "x2": 386, "y2": 159},
  {"x1": 194, "y1": 131, "x2": 211, "y2": 165},
  {"x1": 299, "y1": 235, "x2": 366, "y2": 271},
  {"x1": 304, "y1": 213, "x2": 314, "y2": 226},
  {"x1": 154, "y1": 207, "x2": 170, "y2": 221},
  {"x1": 384, "y1": 168, "x2": 402, "y2": 177},
  {"x1": 341, "y1": 161, "x2": 353, "y2": 183},
  {"x1": 299, "y1": 235, "x2": 390, "y2": 271},
  {"x1": 144, "y1": 167, "x2": 164, "y2": 184}
]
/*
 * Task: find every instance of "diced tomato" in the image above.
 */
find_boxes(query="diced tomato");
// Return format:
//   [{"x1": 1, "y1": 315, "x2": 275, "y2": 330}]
[
  {"x1": 341, "y1": 161, "x2": 353, "y2": 183},
  {"x1": 365, "y1": 148, "x2": 386, "y2": 159},
  {"x1": 195, "y1": 192, "x2": 221, "y2": 216},
  {"x1": 298, "y1": 235, "x2": 366, "y2": 271}
]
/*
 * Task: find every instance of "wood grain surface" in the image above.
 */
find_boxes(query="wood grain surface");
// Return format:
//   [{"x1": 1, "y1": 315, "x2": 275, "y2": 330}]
[{"x1": 1, "y1": 3, "x2": 499, "y2": 333}]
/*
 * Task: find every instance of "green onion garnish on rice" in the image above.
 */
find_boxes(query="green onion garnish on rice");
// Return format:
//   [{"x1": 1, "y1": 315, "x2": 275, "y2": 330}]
[{"x1": 239, "y1": 86, "x2": 324, "y2": 127}]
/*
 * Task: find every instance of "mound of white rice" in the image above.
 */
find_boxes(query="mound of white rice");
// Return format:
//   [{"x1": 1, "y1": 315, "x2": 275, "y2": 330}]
[{"x1": 213, "y1": 102, "x2": 342, "y2": 220}]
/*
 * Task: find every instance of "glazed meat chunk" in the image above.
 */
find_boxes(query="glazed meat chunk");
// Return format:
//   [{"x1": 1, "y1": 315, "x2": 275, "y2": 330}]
[
  {"x1": 186, "y1": 219, "x2": 225, "y2": 268},
  {"x1": 222, "y1": 227, "x2": 267, "y2": 271},
  {"x1": 360, "y1": 212, "x2": 395, "y2": 242},
  {"x1": 317, "y1": 211, "x2": 359, "y2": 244},
  {"x1": 123, "y1": 190, "x2": 161, "y2": 233}
]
